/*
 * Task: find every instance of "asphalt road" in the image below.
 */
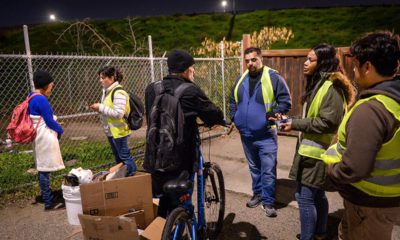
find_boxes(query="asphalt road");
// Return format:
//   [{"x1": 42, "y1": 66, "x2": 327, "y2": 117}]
[{"x1": 0, "y1": 132, "x2": 399, "y2": 239}]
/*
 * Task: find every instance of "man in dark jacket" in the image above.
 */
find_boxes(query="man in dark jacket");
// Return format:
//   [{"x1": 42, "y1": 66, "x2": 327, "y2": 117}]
[
  {"x1": 144, "y1": 49, "x2": 225, "y2": 217},
  {"x1": 322, "y1": 32, "x2": 400, "y2": 240},
  {"x1": 229, "y1": 47, "x2": 292, "y2": 217}
]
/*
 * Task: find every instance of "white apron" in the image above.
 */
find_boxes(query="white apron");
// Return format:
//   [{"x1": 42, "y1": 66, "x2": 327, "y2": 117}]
[{"x1": 30, "y1": 115, "x2": 65, "y2": 172}]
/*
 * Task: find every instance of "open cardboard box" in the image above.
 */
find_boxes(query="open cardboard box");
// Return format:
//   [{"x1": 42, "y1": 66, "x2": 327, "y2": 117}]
[
  {"x1": 80, "y1": 172, "x2": 154, "y2": 225},
  {"x1": 79, "y1": 170, "x2": 165, "y2": 239}
]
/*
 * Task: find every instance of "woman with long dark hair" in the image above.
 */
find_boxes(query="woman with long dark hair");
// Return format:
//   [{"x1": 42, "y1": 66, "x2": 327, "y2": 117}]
[{"x1": 278, "y1": 44, "x2": 356, "y2": 240}]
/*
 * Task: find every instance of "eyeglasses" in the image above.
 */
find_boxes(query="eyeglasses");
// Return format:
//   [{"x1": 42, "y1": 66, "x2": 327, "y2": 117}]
[{"x1": 245, "y1": 58, "x2": 258, "y2": 64}]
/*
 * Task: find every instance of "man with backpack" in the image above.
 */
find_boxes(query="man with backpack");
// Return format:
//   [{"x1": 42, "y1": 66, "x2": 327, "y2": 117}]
[{"x1": 144, "y1": 49, "x2": 225, "y2": 218}]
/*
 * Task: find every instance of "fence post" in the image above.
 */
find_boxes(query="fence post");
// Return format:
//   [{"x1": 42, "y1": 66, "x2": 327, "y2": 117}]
[
  {"x1": 220, "y1": 41, "x2": 226, "y2": 123},
  {"x1": 23, "y1": 25, "x2": 34, "y2": 91},
  {"x1": 242, "y1": 34, "x2": 251, "y2": 72},
  {"x1": 240, "y1": 40, "x2": 244, "y2": 75},
  {"x1": 148, "y1": 35, "x2": 155, "y2": 83}
]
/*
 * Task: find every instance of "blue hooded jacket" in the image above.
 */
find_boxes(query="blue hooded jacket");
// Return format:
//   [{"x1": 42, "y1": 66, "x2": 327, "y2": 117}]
[{"x1": 229, "y1": 68, "x2": 292, "y2": 138}]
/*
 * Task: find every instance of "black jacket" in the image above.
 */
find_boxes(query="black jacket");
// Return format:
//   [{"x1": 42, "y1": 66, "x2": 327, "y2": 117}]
[{"x1": 144, "y1": 75, "x2": 225, "y2": 174}]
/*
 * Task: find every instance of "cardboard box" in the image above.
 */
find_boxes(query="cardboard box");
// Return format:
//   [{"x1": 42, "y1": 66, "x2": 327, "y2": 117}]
[
  {"x1": 80, "y1": 172, "x2": 154, "y2": 226},
  {"x1": 152, "y1": 198, "x2": 159, "y2": 217},
  {"x1": 106, "y1": 163, "x2": 127, "y2": 180},
  {"x1": 79, "y1": 214, "x2": 139, "y2": 240},
  {"x1": 120, "y1": 210, "x2": 146, "y2": 230},
  {"x1": 140, "y1": 217, "x2": 166, "y2": 240}
]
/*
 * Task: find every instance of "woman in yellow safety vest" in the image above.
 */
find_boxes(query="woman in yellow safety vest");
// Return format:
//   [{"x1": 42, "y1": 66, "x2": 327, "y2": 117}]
[
  {"x1": 90, "y1": 66, "x2": 136, "y2": 176},
  {"x1": 277, "y1": 44, "x2": 355, "y2": 240}
]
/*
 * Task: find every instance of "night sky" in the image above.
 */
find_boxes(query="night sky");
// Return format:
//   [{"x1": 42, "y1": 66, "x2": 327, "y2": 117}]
[{"x1": 0, "y1": 0, "x2": 399, "y2": 27}]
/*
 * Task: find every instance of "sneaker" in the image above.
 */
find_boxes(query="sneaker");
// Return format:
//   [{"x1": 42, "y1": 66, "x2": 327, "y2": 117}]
[
  {"x1": 262, "y1": 204, "x2": 277, "y2": 217},
  {"x1": 246, "y1": 194, "x2": 262, "y2": 208},
  {"x1": 44, "y1": 202, "x2": 65, "y2": 211}
]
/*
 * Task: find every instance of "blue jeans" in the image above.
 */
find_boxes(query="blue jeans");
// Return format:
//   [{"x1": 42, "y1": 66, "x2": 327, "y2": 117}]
[
  {"x1": 295, "y1": 183, "x2": 329, "y2": 240},
  {"x1": 107, "y1": 136, "x2": 137, "y2": 176},
  {"x1": 39, "y1": 172, "x2": 53, "y2": 208},
  {"x1": 241, "y1": 135, "x2": 277, "y2": 205}
]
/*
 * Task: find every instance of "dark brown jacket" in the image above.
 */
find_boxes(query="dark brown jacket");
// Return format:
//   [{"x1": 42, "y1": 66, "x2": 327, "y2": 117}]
[{"x1": 327, "y1": 76, "x2": 400, "y2": 207}]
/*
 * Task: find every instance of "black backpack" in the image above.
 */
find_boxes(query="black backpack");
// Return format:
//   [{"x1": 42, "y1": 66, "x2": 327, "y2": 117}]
[
  {"x1": 144, "y1": 81, "x2": 191, "y2": 173},
  {"x1": 111, "y1": 87, "x2": 144, "y2": 130}
]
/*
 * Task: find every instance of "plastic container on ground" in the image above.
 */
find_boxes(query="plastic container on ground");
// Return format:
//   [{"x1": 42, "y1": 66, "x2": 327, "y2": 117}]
[{"x1": 62, "y1": 184, "x2": 82, "y2": 225}]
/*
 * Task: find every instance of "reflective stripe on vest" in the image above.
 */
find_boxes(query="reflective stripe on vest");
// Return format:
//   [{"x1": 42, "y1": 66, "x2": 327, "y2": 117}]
[
  {"x1": 298, "y1": 80, "x2": 338, "y2": 160},
  {"x1": 234, "y1": 66, "x2": 276, "y2": 112},
  {"x1": 104, "y1": 85, "x2": 131, "y2": 138},
  {"x1": 322, "y1": 94, "x2": 400, "y2": 197}
]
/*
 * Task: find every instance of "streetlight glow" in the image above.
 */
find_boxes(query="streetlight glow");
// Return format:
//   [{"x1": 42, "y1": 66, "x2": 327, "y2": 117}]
[
  {"x1": 49, "y1": 14, "x2": 56, "y2": 21},
  {"x1": 221, "y1": 0, "x2": 227, "y2": 12}
]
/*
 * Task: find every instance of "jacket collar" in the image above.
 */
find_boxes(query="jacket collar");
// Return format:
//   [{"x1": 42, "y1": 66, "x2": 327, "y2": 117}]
[
  {"x1": 104, "y1": 82, "x2": 120, "y2": 94},
  {"x1": 360, "y1": 75, "x2": 400, "y2": 103}
]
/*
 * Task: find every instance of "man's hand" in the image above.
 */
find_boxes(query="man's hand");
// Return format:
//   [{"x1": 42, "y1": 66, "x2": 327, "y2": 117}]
[
  {"x1": 90, "y1": 103, "x2": 100, "y2": 111},
  {"x1": 267, "y1": 113, "x2": 283, "y2": 122}
]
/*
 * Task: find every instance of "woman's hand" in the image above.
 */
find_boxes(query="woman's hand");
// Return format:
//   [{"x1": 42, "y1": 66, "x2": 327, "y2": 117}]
[
  {"x1": 90, "y1": 103, "x2": 100, "y2": 111},
  {"x1": 279, "y1": 121, "x2": 292, "y2": 132}
]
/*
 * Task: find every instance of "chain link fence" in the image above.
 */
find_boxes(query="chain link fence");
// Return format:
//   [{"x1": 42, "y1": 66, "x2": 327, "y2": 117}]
[
  {"x1": 0, "y1": 54, "x2": 241, "y2": 154},
  {"x1": 0, "y1": 53, "x2": 240, "y2": 193}
]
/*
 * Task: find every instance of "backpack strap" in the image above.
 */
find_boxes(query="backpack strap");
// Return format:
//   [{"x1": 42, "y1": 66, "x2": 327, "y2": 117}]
[
  {"x1": 153, "y1": 81, "x2": 165, "y2": 96},
  {"x1": 26, "y1": 93, "x2": 43, "y2": 133},
  {"x1": 27, "y1": 93, "x2": 41, "y2": 101},
  {"x1": 174, "y1": 83, "x2": 192, "y2": 99},
  {"x1": 111, "y1": 86, "x2": 124, "y2": 102}
]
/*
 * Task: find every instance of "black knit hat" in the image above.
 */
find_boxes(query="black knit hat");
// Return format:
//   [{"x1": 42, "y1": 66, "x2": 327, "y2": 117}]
[
  {"x1": 33, "y1": 70, "x2": 54, "y2": 89},
  {"x1": 167, "y1": 49, "x2": 195, "y2": 73}
]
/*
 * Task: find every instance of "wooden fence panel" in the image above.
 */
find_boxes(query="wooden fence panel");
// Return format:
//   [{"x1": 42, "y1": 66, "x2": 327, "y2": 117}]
[{"x1": 260, "y1": 47, "x2": 354, "y2": 117}]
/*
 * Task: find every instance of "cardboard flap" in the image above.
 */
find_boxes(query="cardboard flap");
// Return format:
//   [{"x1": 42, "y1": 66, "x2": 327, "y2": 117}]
[
  {"x1": 79, "y1": 214, "x2": 139, "y2": 240},
  {"x1": 120, "y1": 210, "x2": 146, "y2": 230},
  {"x1": 141, "y1": 217, "x2": 166, "y2": 240}
]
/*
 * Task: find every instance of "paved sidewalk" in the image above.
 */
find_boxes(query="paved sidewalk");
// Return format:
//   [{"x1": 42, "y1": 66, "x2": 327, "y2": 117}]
[{"x1": 201, "y1": 130, "x2": 400, "y2": 239}]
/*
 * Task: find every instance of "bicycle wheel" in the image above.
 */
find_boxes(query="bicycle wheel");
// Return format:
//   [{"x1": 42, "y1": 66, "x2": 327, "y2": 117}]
[
  {"x1": 162, "y1": 207, "x2": 193, "y2": 240},
  {"x1": 204, "y1": 162, "x2": 225, "y2": 239}
]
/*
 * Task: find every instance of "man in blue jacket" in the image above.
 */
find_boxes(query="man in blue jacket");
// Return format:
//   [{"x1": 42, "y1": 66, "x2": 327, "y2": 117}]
[{"x1": 229, "y1": 47, "x2": 292, "y2": 217}]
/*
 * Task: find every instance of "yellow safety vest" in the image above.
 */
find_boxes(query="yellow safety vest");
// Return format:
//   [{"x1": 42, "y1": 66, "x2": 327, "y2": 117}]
[
  {"x1": 234, "y1": 66, "x2": 276, "y2": 112},
  {"x1": 322, "y1": 94, "x2": 400, "y2": 197},
  {"x1": 104, "y1": 84, "x2": 131, "y2": 138},
  {"x1": 298, "y1": 80, "x2": 342, "y2": 160}
]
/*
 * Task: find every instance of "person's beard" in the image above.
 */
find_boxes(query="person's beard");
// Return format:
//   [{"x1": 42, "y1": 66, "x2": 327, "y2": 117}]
[{"x1": 249, "y1": 67, "x2": 262, "y2": 77}]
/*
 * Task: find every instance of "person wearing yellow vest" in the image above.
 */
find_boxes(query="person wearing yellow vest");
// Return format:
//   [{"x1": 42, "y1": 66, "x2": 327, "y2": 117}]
[
  {"x1": 277, "y1": 44, "x2": 356, "y2": 240},
  {"x1": 322, "y1": 32, "x2": 400, "y2": 240},
  {"x1": 90, "y1": 66, "x2": 136, "y2": 176},
  {"x1": 229, "y1": 47, "x2": 292, "y2": 217}
]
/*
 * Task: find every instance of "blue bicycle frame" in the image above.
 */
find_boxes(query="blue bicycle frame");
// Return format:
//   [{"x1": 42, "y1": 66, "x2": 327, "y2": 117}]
[{"x1": 172, "y1": 147, "x2": 207, "y2": 240}]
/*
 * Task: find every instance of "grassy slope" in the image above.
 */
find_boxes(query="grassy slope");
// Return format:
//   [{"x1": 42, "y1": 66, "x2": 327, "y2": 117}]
[{"x1": 0, "y1": 6, "x2": 399, "y2": 54}]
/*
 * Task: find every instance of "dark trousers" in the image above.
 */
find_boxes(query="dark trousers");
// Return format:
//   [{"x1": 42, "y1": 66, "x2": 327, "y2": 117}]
[{"x1": 151, "y1": 172, "x2": 181, "y2": 218}]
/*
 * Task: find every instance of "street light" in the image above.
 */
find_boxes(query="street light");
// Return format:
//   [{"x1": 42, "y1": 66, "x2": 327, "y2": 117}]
[
  {"x1": 49, "y1": 14, "x2": 56, "y2": 21},
  {"x1": 221, "y1": 0, "x2": 227, "y2": 13}
]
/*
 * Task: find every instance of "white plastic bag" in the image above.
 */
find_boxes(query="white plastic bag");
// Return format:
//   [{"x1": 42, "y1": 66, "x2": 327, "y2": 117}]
[{"x1": 69, "y1": 167, "x2": 93, "y2": 184}]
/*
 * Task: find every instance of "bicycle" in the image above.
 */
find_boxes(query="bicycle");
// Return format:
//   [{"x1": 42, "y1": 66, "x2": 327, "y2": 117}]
[{"x1": 161, "y1": 124, "x2": 232, "y2": 240}]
